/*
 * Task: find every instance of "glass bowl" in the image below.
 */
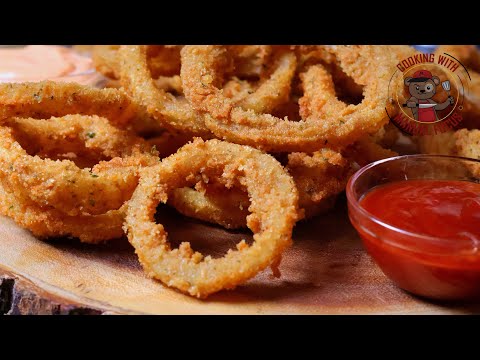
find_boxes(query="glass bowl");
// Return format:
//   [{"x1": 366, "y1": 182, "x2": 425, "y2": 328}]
[{"x1": 346, "y1": 154, "x2": 480, "y2": 301}]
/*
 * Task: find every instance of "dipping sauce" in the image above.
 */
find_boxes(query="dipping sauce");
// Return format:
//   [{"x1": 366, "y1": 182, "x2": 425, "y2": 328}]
[
  {"x1": 355, "y1": 179, "x2": 480, "y2": 301},
  {"x1": 0, "y1": 45, "x2": 99, "y2": 85}
]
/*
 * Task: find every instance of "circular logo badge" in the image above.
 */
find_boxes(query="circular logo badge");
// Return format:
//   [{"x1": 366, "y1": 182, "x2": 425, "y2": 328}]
[{"x1": 387, "y1": 51, "x2": 471, "y2": 136}]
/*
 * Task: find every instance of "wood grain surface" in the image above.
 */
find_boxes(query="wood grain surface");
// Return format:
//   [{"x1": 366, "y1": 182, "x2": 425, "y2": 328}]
[{"x1": 1, "y1": 200, "x2": 479, "y2": 314}]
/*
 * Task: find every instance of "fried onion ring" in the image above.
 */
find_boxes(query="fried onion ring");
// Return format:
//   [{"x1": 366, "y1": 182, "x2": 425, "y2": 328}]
[
  {"x1": 0, "y1": 81, "x2": 137, "y2": 127},
  {"x1": 167, "y1": 148, "x2": 352, "y2": 228},
  {"x1": 421, "y1": 129, "x2": 480, "y2": 160},
  {"x1": 416, "y1": 129, "x2": 480, "y2": 176},
  {"x1": 453, "y1": 129, "x2": 480, "y2": 159},
  {"x1": 93, "y1": 45, "x2": 182, "y2": 80},
  {"x1": 234, "y1": 50, "x2": 296, "y2": 114},
  {"x1": 0, "y1": 115, "x2": 157, "y2": 216},
  {"x1": 0, "y1": 180, "x2": 125, "y2": 243},
  {"x1": 118, "y1": 45, "x2": 211, "y2": 137},
  {"x1": 181, "y1": 45, "x2": 409, "y2": 152},
  {"x1": 287, "y1": 149, "x2": 353, "y2": 219},
  {"x1": 124, "y1": 138, "x2": 299, "y2": 298}
]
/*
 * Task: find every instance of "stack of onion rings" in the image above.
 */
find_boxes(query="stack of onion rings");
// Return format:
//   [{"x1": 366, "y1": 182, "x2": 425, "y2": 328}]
[
  {"x1": 118, "y1": 45, "x2": 297, "y2": 138},
  {"x1": 180, "y1": 45, "x2": 411, "y2": 152},
  {"x1": 0, "y1": 114, "x2": 157, "y2": 242},
  {"x1": 0, "y1": 44, "x2": 433, "y2": 298}
]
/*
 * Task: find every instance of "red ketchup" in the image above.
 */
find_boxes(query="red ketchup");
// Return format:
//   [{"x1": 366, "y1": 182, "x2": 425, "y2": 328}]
[{"x1": 355, "y1": 179, "x2": 480, "y2": 301}]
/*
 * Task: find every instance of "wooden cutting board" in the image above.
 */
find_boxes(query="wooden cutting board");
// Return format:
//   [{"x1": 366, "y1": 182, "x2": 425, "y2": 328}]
[{"x1": 1, "y1": 200, "x2": 479, "y2": 315}]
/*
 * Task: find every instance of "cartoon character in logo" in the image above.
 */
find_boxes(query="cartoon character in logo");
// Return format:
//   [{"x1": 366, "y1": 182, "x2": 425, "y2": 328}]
[{"x1": 404, "y1": 70, "x2": 454, "y2": 123}]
